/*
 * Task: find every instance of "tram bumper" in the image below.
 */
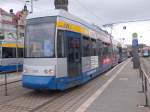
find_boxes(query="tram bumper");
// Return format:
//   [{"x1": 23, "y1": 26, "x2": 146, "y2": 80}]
[{"x1": 22, "y1": 75, "x2": 56, "y2": 90}]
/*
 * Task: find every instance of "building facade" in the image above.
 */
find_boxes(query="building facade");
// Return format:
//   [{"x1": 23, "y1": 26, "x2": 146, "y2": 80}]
[
  {"x1": 0, "y1": 8, "x2": 17, "y2": 42},
  {"x1": 16, "y1": 6, "x2": 28, "y2": 40},
  {"x1": 0, "y1": 7, "x2": 28, "y2": 45}
]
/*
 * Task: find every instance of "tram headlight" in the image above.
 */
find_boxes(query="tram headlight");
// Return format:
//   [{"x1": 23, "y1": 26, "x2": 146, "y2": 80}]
[
  {"x1": 49, "y1": 69, "x2": 54, "y2": 74},
  {"x1": 44, "y1": 69, "x2": 54, "y2": 75}
]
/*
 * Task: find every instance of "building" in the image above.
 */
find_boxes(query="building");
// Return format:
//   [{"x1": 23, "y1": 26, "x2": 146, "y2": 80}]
[
  {"x1": 0, "y1": 6, "x2": 28, "y2": 46},
  {"x1": 0, "y1": 8, "x2": 17, "y2": 42},
  {"x1": 16, "y1": 5, "x2": 28, "y2": 40}
]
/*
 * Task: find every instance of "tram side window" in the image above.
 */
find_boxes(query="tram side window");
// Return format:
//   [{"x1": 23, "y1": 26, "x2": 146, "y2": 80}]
[
  {"x1": 82, "y1": 36, "x2": 90, "y2": 57},
  {"x1": 97, "y1": 40, "x2": 103, "y2": 57},
  {"x1": 108, "y1": 45, "x2": 112, "y2": 56},
  {"x1": 2, "y1": 47, "x2": 16, "y2": 58},
  {"x1": 91, "y1": 39, "x2": 97, "y2": 56},
  {"x1": 18, "y1": 48, "x2": 24, "y2": 58},
  {"x1": 57, "y1": 30, "x2": 66, "y2": 58},
  {"x1": 118, "y1": 47, "x2": 122, "y2": 54},
  {"x1": 103, "y1": 43, "x2": 109, "y2": 56},
  {"x1": 114, "y1": 45, "x2": 118, "y2": 55}
]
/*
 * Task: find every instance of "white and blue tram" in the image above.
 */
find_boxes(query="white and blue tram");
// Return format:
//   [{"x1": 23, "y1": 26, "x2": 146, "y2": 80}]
[
  {"x1": 0, "y1": 36, "x2": 24, "y2": 72},
  {"x1": 118, "y1": 44, "x2": 128, "y2": 63},
  {"x1": 142, "y1": 47, "x2": 149, "y2": 57},
  {"x1": 23, "y1": 10, "x2": 118, "y2": 90}
]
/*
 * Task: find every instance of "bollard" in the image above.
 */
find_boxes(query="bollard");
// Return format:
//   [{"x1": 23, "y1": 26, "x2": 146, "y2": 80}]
[
  {"x1": 141, "y1": 71, "x2": 144, "y2": 93},
  {"x1": 138, "y1": 67, "x2": 150, "y2": 108},
  {"x1": 4, "y1": 73, "x2": 8, "y2": 96},
  {"x1": 138, "y1": 68, "x2": 144, "y2": 93},
  {"x1": 144, "y1": 76, "x2": 148, "y2": 106}
]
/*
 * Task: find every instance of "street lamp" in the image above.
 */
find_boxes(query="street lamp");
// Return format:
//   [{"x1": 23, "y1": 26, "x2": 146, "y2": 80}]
[{"x1": 26, "y1": 0, "x2": 38, "y2": 13}]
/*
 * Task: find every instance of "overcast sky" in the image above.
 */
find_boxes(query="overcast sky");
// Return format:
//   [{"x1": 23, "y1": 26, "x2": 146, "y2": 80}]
[{"x1": 0, "y1": 0, "x2": 150, "y2": 45}]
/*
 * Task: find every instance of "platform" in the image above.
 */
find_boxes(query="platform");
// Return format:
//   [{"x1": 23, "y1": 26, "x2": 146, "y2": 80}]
[{"x1": 76, "y1": 59, "x2": 149, "y2": 112}]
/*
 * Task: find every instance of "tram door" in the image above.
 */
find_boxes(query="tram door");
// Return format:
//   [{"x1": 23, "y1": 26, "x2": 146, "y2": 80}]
[{"x1": 66, "y1": 31, "x2": 81, "y2": 77}]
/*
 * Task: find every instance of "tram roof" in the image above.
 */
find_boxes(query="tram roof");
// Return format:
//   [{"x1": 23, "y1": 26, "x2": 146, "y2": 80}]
[
  {"x1": 27, "y1": 9, "x2": 109, "y2": 36},
  {"x1": 27, "y1": 10, "x2": 88, "y2": 26}
]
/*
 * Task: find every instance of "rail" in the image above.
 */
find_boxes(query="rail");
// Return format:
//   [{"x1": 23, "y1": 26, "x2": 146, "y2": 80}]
[
  {"x1": 139, "y1": 66, "x2": 150, "y2": 107},
  {"x1": 0, "y1": 71, "x2": 22, "y2": 96}
]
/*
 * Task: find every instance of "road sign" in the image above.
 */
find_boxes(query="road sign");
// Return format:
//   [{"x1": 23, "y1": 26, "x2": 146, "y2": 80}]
[
  {"x1": 132, "y1": 39, "x2": 138, "y2": 47},
  {"x1": 132, "y1": 32, "x2": 138, "y2": 47}
]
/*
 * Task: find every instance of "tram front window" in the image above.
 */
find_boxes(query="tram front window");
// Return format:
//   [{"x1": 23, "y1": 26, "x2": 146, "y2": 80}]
[{"x1": 25, "y1": 17, "x2": 55, "y2": 58}]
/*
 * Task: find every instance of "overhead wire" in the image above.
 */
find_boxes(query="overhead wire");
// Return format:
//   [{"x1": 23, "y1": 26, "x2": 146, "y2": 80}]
[{"x1": 71, "y1": 0, "x2": 104, "y2": 26}]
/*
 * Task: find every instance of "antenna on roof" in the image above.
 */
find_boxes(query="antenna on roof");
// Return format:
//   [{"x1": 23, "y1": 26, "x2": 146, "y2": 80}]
[{"x1": 54, "y1": 0, "x2": 68, "y2": 11}]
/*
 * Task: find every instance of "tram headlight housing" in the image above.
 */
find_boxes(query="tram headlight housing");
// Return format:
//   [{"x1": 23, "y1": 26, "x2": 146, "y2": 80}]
[{"x1": 44, "y1": 69, "x2": 55, "y2": 75}]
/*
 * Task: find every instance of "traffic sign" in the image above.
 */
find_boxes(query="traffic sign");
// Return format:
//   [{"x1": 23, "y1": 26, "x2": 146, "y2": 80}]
[
  {"x1": 132, "y1": 39, "x2": 138, "y2": 47},
  {"x1": 132, "y1": 32, "x2": 138, "y2": 47}
]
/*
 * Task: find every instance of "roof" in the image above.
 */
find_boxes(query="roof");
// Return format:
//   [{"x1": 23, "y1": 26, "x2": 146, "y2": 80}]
[
  {"x1": 27, "y1": 9, "x2": 109, "y2": 36},
  {"x1": 28, "y1": 9, "x2": 89, "y2": 26},
  {"x1": 0, "y1": 8, "x2": 17, "y2": 25},
  {"x1": 0, "y1": 8, "x2": 11, "y2": 16}
]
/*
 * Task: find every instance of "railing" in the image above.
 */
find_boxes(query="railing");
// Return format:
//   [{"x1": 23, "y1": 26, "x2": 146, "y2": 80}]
[
  {"x1": 0, "y1": 71, "x2": 21, "y2": 96},
  {"x1": 139, "y1": 67, "x2": 150, "y2": 107}
]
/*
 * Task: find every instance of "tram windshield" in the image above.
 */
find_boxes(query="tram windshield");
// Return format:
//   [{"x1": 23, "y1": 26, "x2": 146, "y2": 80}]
[{"x1": 25, "y1": 17, "x2": 56, "y2": 58}]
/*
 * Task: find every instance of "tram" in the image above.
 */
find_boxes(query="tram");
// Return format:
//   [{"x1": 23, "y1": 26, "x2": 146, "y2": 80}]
[
  {"x1": 117, "y1": 44, "x2": 128, "y2": 63},
  {"x1": 142, "y1": 47, "x2": 149, "y2": 57},
  {"x1": 0, "y1": 35, "x2": 24, "y2": 72},
  {"x1": 23, "y1": 10, "x2": 119, "y2": 90},
  {"x1": 112, "y1": 40, "x2": 120, "y2": 66}
]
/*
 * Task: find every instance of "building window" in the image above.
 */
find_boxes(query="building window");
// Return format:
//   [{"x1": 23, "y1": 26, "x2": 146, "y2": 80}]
[
  {"x1": 0, "y1": 32, "x2": 5, "y2": 40},
  {"x1": 20, "y1": 33, "x2": 24, "y2": 38}
]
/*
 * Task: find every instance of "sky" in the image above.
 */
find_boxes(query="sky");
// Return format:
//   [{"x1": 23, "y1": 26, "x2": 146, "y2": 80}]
[
  {"x1": 0, "y1": 0, "x2": 150, "y2": 45},
  {"x1": 110, "y1": 21, "x2": 150, "y2": 46}
]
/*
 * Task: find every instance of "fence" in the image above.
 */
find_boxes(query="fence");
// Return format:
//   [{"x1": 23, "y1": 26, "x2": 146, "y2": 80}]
[
  {"x1": 139, "y1": 67, "x2": 150, "y2": 107},
  {"x1": 0, "y1": 72, "x2": 21, "y2": 96}
]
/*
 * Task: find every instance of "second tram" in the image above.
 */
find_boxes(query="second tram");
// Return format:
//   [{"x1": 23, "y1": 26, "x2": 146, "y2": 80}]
[
  {"x1": 0, "y1": 36, "x2": 24, "y2": 72},
  {"x1": 142, "y1": 47, "x2": 149, "y2": 57}
]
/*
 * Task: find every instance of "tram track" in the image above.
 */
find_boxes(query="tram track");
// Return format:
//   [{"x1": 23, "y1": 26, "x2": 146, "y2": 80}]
[
  {"x1": 0, "y1": 73, "x2": 108, "y2": 112},
  {"x1": 28, "y1": 80, "x2": 106, "y2": 112}
]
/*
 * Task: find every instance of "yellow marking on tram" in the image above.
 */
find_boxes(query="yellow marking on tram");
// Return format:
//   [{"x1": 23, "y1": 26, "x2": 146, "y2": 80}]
[
  {"x1": 0, "y1": 43, "x2": 24, "y2": 48},
  {"x1": 56, "y1": 21, "x2": 90, "y2": 36}
]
